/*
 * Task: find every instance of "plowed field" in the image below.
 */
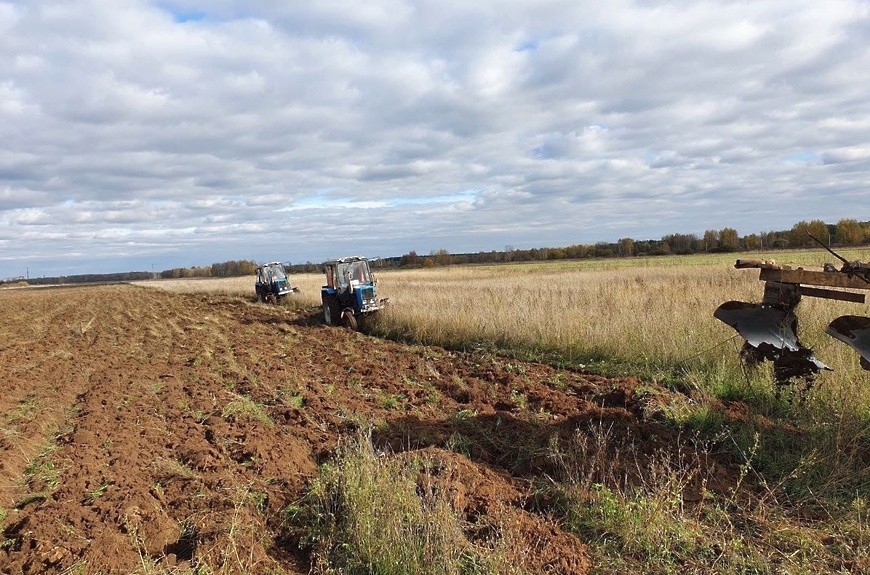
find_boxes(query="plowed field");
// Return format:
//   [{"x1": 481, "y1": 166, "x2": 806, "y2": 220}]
[{"x1": 1, "y1": 284, "x2": 733, "y2": 574}]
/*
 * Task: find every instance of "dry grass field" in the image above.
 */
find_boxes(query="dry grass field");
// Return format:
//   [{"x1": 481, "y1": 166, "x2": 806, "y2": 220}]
[{"x1": 3, "y1": 250, "x2": 865, "y2": 574}]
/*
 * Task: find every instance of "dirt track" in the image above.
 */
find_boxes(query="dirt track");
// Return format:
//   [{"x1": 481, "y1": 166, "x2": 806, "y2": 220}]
[{"x1": 0, "y1": 284, "x2": 719, "y2": 574}]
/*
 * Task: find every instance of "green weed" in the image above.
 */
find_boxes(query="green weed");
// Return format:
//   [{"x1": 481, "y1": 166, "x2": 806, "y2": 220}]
[
  {"x1": 14, "y1": 493, "x2": 48, "y2": 509},
  {"x1": 86, "y1": 482, "x2": 110, "y2": 503},
  {"x1": 23, "y1": 439, "x2": 63, "y2": 491},
  {"x1": 278, "y1": 388, "x2": 306, "y2": 408},
  {"x1": 445, "y1": 432, "x2": 472, "y2": 458},
  {"x1": 286, "y1": 433, "x2": 520, "y2": 575},
  {"x1": 679, "y1": 404, "x2": 725, "y2": 436},
  {"x1": 24, "y1": 458, "x2": 61, "y2": 490},
  {"x1": 58, "y1": 559, "x2": 89, "y2": 575},
  {"x1": 509, "y1": 389, "x2": 528, "y2": 410},
  {"x1": 448, "y1": 408, "x2": 477, "y2": 423},
  {"x1": 380, "y1": 392, "x2": 406, "y2": 410},
  {"x1": 5, "y1": 395, "x2": 40, "y2": 424},
  {"x1": 222, "y1": 394, "x2": 273, "y2": 427}
]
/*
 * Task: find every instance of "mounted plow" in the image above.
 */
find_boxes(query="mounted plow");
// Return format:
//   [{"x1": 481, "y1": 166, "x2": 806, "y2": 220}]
[{"x1": 715, "y1": 243, "x2": 870, "y2": 394}]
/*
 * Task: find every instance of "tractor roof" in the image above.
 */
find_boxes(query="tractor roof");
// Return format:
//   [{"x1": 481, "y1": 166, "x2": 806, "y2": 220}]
[{"x1": 323, "y1": 256, "x2": 369, "y2": 265}]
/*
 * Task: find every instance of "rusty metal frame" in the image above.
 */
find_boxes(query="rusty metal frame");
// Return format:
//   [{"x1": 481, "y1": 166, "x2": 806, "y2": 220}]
[{"x1": 735, "y1": 259, "x2": 869, "y2": 304}]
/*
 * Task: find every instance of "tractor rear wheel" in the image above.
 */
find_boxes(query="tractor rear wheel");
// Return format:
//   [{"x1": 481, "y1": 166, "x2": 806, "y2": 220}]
[{"x1": 322, "y1": 294, "x2": 341, "y2": 325}]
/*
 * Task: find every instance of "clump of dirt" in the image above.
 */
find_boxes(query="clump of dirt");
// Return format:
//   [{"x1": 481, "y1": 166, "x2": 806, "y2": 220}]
[
  {"x1": 402, "y1": 447, "x2": 591, "y2": 575},
  {"x1": 0, "y1": 285, "x2": 741, "y2": 574}
]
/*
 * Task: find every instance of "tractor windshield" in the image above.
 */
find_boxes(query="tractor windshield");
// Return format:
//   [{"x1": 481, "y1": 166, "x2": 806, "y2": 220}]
[
  {"x1": 337, "y1": 261, "x2": 371, "y2": 288},
  {"x1": 264, "y1": 264, "x2": 287, "y2": 281},
  {"x1": 258, "y1": 263, "x2": 287, "y2": 284}
]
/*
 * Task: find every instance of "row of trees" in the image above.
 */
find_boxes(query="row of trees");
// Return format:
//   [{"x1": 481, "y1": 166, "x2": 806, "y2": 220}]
[
  {"x1": 689, "y1": 220, "x2": 866, "y2": 253},
  {"x1": 158, "y1": 260, "x2": 259, "y2": 279},
  {"x1": 386, "y1": 218, "x2": 870, "y2": 269},
  {"x1": 11, "y1": 271, "x2": 154, "y2": 286},
  {"x1": 9, "y1": 218, "x2": 867, "y2": 286},
  {"x1": 181, "y1": 219, "x2": 870, "y2": 275},
  {"x1": 9, "y1": 260, "x2": 263, "y2": 286}
]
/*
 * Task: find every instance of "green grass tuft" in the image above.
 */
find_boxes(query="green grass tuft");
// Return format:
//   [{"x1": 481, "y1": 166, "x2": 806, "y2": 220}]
[{"x1": 285, "y1": 432, "x2": 523, "y2": 575}]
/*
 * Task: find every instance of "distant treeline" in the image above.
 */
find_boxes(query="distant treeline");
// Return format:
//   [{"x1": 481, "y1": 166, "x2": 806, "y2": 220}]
[
  {"x1": 371, "y1": 218, "x2": 870, "y2": 270},
  {"x1": 4, "y1": 271, "x2": 155, "y2": 286},
  {"x1": 158, "y1": 260, "x2": 259, "y2": 279},
  {"x1": 4, "y1": 218, "x2": 867, "y2": 286}
]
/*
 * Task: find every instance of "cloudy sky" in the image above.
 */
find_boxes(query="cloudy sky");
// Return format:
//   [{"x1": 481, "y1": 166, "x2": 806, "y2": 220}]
[{"x1": 2, "y1": 0, "x2": 869, "y2": 278}]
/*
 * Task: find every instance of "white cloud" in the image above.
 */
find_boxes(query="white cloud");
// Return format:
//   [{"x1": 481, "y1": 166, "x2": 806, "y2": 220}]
[{"x1": 2, "y1": 0, "x2": 870, "y2": 277}]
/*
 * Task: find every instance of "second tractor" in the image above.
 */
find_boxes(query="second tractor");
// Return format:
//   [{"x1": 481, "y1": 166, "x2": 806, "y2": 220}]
[
  {"x1": 321, "y1": 256, "x2": 388, "y2": 329},
  {"x1": 255, "y1": 262, "x2": 298, "y2": 304}
]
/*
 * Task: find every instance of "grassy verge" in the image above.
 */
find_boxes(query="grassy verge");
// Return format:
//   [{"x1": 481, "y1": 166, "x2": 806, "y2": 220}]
[
  {"x1": 284, "y1": 432, "x2": 524, "y2": 575},
  {"x1": 548, "y1": 424, "x2": 870, "y2": 574},
  {"x1": 356, "y1": 254, "x2": 870, "y2": 573}
]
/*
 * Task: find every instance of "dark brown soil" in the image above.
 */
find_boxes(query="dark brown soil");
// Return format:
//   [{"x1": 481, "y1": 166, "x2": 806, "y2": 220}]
[{"x1": 0, "y1": 285, "x2": 735, "y2": 574}]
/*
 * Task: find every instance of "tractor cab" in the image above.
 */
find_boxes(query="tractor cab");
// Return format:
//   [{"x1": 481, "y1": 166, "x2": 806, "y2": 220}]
[
  {"x1": 255, "y1": 262, "x2": 297, "y2": 304},
  {"x1": 321, "y1": 256, "x2": 387, "y2": 329}
]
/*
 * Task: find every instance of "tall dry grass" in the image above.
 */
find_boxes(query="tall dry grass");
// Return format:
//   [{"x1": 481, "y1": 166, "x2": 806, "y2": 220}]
[
  {"x1": 372, "y1": 251, "x2": 870, "y2": 405},
  {"x1": 374, "y1": 263, "x2": 754, "y2": 364}
]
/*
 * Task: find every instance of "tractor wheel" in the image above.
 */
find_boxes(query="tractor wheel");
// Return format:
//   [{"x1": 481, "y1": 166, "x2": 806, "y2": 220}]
[
  {"x1": 256, "y1": 289, "x2": 264, "y2": 303},
  {"x1": 322, "y1": 294, "x2": 341, "y2": 325},
  {"x1": 341, "y1": 310, "x2": 358, "y2": 331},
  {"x1": 265, "y1": 293, "x2": 277, "y2": 305}
]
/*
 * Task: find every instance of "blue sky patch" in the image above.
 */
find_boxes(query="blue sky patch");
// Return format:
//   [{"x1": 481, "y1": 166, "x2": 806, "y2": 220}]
[
  {"x1": 173, "y1": 11, "x2": 206, "y2": 23},
  {"x1": 516, "y1": 39, "x2": 539, "y2": 52},
  {"x1": 784, "y1": 152, "x2": 817, "y2": 163},
  {"x1": 157, "y1": 4, "x2": 207, "y2": 23}
]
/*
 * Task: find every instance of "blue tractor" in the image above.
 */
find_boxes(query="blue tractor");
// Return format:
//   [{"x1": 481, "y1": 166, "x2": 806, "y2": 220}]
[
  {"x1": 321, "y1": 256, "x2": 388, "y2": 329},
  {"x1": 255, "y1": 262, "x2": 298, "y2": 304}
]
